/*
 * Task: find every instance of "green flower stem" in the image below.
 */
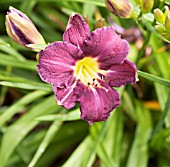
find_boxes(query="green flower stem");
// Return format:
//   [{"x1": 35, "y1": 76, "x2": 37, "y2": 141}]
[
  {"x1": 158, "y1": 1, "x2": 165, "y2": 9},
  {"x1": 26, "y1": 44, "x2": 48, "y2": 52}
]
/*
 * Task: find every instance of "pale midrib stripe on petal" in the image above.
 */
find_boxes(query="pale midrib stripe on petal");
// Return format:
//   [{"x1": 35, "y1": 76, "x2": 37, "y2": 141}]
[
  {"x1": 90, "y1": 86, "x2": 101, "y2": 112},
  {"x1": 58, "y1": 82, "x2": 77, "y2": 105},
  {"x1": 42, "y1": 59, "x2": 74, "y2": 69}
]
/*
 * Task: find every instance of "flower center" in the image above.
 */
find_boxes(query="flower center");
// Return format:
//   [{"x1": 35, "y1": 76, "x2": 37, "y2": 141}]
[{"x1": 74, "y1": 57, "x2": 101, "y2": 86}]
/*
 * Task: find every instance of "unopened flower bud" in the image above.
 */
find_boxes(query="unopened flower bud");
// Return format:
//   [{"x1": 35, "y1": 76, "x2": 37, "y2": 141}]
[
  {"x1": 141, "y1": 0, "x2": 154, "y2": 14},
  {"x1": 36, "y1": 53, "x2": 40, "y2": 62},
  {"x1": 165, "y1": 14, "x2": 170, "y2": 32},
  {"x1": 135, "y1": 0, "x2": 142, "y2": 5},
  {"x1": 84, "y1": 16, "x2": 90, "y2": 27},
  {"x1": 164, "y1": 6, "x2": 169, "y2": 19},
  {"x1": 93, "y1": 18, "x2": 106, "y2": 30},
  {"x1": 6, "y1": 6, "x2": 45, "y2": 48},
  {"x1": 105, "y1": 0, "x2": 133, "y2": 18},
  {"x1": 154, "y1": 9, "x2": 165, "y2": 24},
  {"x1": 154, "y1": 25, "x2": 165, "y2": 34}
]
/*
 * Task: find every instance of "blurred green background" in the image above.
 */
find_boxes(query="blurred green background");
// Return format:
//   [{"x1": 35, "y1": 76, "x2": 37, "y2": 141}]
[{"x1": 0, "y1": 0, "x2": 170, "y2": 167}]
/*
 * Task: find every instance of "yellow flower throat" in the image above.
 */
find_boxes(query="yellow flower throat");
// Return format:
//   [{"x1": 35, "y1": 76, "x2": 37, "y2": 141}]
[{"x1": 74, "y1": 57, "x2": 102, "y2": 86}]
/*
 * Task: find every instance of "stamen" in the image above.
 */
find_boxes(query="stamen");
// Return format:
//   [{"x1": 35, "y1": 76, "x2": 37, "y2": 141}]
[
  {"x1": 82, "y1": 68, "x2": 94, "y2": 84},
  {"x1": 77, "y1": 64, "x2": 83, "y2": 80}
]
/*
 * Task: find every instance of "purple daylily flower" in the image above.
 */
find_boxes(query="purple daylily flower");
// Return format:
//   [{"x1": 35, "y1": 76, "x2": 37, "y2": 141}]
[{"x1": 37, "y1": 14, "x2": 137, "y2": 125}]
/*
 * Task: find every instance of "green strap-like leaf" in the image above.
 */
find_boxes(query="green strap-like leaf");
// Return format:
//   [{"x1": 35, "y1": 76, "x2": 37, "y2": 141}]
[
  {"x1": 28, "y1": 121, "x2": 62, "y2": 167},
  {"x1": 138, "y1": 70, "x2": 170, "y2": 87},
  {"x1": 36, "y1": 109, "x2": 80, "y2": 121},
  {"x1": 0, "y1": 81, "x2": 52, "y2": 91}
]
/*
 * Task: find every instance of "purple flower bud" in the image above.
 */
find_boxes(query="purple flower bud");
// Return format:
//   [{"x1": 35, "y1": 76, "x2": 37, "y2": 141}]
[
  {"x1": 105, "y1": 0, "x2": 133, "y2": 18},
  {"x1": 6, "y1": 6, "x2": 45, "y2": 47}
]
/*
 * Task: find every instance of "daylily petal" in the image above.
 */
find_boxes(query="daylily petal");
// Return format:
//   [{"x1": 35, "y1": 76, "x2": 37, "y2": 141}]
[
  {"x1": 82, "y1": 26, "x2": 129, "y2": 69},
  {"x1": 37, "y1": 42, "x2": 82, "y2": 87},
  {"x1": 53, "y1": 83, "x2": 78, "y2": 109},
  {"x1": 106, "y1": 59, "x2": 137, "y2": 87},
  {"x1": 75, "y1": 82, "x2": 120, "y2": 125},
  {"x1": 63, "y1": 14, "x2": 90, "y2": 48}
]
